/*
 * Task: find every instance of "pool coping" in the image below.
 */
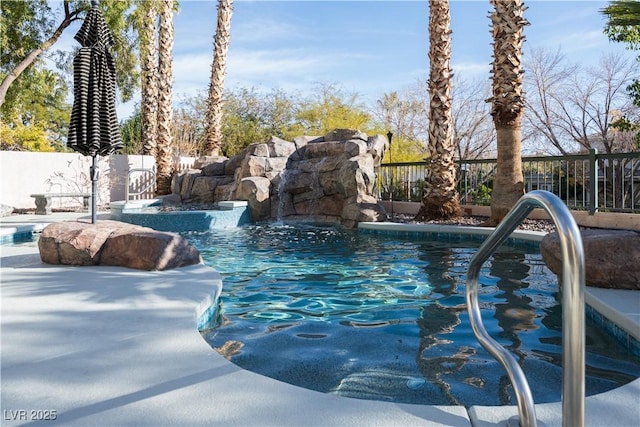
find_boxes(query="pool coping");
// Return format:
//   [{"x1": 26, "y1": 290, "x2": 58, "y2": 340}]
[
  {"x1": 358, "y1": 221, "x2": 548, "y2": 242},
  {"x1": 1, "y1": 214, "x2": 639, "y2": 426},
  {"x1": 109, "y1": 199, "x2": 252, "y2": 231}
]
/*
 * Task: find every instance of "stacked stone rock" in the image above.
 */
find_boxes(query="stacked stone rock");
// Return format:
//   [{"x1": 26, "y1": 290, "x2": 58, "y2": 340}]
[{"x1": 170, "y1": 129, "x2": 389, "y2": 228}]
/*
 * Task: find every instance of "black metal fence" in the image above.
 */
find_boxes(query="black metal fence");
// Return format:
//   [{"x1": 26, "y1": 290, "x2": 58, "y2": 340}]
[{"x1": 376, "y1": 150, "x2": 640, "y2": 214}]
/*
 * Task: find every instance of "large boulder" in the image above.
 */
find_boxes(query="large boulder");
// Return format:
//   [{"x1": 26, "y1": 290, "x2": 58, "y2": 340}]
[
  {"x1": 193, "y1": 155, "x2": 227, "y2": 170},
  {"x1": 175, "y1": 170, "x2": 201, "y2": 200},
  {"x1": 303, "y1": 141, "x2": 348, "y2": 159},
  {"x1": 540, "y1": 228, "x2": 640, "y2": 290},
  {"x1": 324, "y1": 128, "x2": 367, "y2": 142},
  {"x1": 189, "y1": 176, "x2": 221, "y2": 203},
  {"x1": 238, "y1": 155, "x2": 268, "y2": 178},
  {"x1": 39, "y1": 221, "x2": 117, "y2": 265},
  {"x1": 342, "y1": 195, "x2": 387, "y2": 229},
  {"x1": 38, "y1": 220, "x2": 202, "y2": 271},
  {"x1": 100, "y1": 229, "x2": 202, "y2": 271},
  {"x1": 236, "y1": 177, "x2": 271, "y2": 221},
  {"x1": 201, "y1": 159, "x2": 227, "y2": 177},
  {"x1": 267, "y1": 136, "x2": 298, "y2": 157}
]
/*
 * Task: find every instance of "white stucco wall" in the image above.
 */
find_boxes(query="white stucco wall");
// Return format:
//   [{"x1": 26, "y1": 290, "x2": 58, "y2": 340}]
[{"x1": 0, "y1": 152, "x2": 194, "y2": 210}]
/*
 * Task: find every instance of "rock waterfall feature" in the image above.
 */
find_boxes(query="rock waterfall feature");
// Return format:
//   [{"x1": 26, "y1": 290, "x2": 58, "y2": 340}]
[{"x1": 170, "y1": 130, "x2": 389, "y2": 228}]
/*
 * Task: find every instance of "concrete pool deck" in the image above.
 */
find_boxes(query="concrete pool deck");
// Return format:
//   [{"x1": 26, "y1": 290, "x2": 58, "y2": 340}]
[{"x1": 1, "y1": 213, "x2": 639, "y2": 426}]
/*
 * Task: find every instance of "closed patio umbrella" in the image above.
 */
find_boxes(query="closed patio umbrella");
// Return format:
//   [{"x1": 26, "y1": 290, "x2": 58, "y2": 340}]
[{"x1": 67, "y1": 0, "x2": 122, "y2": 223}]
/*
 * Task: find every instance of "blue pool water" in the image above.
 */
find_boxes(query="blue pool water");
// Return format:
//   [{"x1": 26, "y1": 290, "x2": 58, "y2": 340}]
[{"x1": 185, "y1": 223, "x2": 640, "y2": 407}]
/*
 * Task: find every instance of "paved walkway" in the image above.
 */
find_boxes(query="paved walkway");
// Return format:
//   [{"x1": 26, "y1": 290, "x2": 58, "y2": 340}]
[{"x1": 1, "y1": 213, "x2": 638, "y2": 426}]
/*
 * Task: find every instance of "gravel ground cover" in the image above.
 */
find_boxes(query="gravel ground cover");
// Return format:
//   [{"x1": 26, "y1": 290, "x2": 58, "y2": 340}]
[{"x1": 388, "y1": 213, "x2": 557, "y2": 233}]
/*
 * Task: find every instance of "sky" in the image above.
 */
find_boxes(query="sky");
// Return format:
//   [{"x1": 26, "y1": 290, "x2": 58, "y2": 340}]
[{"x1": 54, "y1": 0, "x2": 635, "y2": 120}]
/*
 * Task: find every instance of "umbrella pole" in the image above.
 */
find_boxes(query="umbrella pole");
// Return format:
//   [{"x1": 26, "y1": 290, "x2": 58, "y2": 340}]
[{"x1": 90, "y1": 154, "x2": 99, "y2": 224}]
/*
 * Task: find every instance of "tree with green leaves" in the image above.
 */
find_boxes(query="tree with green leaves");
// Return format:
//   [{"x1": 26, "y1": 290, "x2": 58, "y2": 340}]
[
  {"x1": 1, "y1": 1, "x2": 73, "y2": 150},
  {"x1": 120, "y1": 107, "x2": 143, "y2": 155},
  {"x1": 602, "y1": 0, "x2": 640, "y2": 146},
  {"x1": 221, "y1": 84, "x2": 373, "y2": 156},
  {"x1": 1, "y1": 0, "x2": 141, "y2": 152},
  {"x1": 602, "y1": 1, "x2": 639, "y2": 104},
  {"x1": 0, "y1": 66, "x2": 70, "y2": 151},
  {"x1": 0, "y1": 0, "x2": 138, "y2": 107},
  {"x1": 1, "y1": 0, "x2": 78, "y2": 107},
  {"x1": 295, "y1": 83, "x2": 371, "y2": 135},
  {"x1": 602, "y1": 0, "x2": 640, "y2": 27},
  {"x1": 221, "y1": 87, "x2": 301, "y2": 156},
  {"x1": 151, "y1": 84, "x2": 373, "y2": 158}
]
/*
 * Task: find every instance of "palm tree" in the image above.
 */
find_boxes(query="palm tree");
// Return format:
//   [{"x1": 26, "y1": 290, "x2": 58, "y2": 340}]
[
  {"x1": 155, "y1": 0, "x2": 174, "y2": 195},
  {"x1": 415, "y1": 0, "x2": 461, "y2": 221},
  {"x1": 139, "y1": 0, "x2": 158, "y2": 158},
  {"x1": 484, "y1": 0, "x2": 528, "y2": 226},
  {"x1": 204, "y1": 0, "x2": 234, "y2": 156}
]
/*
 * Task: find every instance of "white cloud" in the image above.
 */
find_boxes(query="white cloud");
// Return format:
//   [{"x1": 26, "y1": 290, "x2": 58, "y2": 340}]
[
  {"x1": 230, "y1": 49, "x2": 333, "y2": 76},
  {"x1": 226, "y1": 48, "x2": 370, "y2": 87},
  {"x1": 452, "y1": 61, "x2": 491, "y2": 79},
  {"x1": 537, "y1": 29, "x2": 606, "y2": 53},
  {"x1": 232, "y1": 19, "x2": 305, "y2": 44},
  {"x1": 169, "y1": 46, "x2": 376, "y2": 102},
  {"x1": 173, "y1": 53, "x2": 213, "y2": 86}
]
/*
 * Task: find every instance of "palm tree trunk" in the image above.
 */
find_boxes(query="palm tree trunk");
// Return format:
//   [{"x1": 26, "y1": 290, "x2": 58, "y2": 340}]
[
  {"x1": 204, "y1": 0, "x2": 234, "y2": 156},
  {"x1": 485, "y1": 0, "x2": 528, "y2": 226},
  {"x1": 155, "y1": 0, "x2": 174, "y2": 195},
  {"x1": 139, "y1": 1, "x2": 158, "y2": 158},
  {"x1": 415, "y1": 0, "x2": 461, "y2": 221}
]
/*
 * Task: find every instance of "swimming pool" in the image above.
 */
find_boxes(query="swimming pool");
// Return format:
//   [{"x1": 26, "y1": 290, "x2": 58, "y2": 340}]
[{"x1": 190, "y1": 223, "x2": 637, "y2": 406}]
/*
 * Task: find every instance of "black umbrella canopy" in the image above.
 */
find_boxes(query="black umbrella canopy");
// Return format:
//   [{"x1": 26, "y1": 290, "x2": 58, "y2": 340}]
[
  {"x1": 67, "y1": 5, "x2": 122, "y2": 156},
  {"x1": 67, "y1": 3, "x2": 122, "y2": 223}
]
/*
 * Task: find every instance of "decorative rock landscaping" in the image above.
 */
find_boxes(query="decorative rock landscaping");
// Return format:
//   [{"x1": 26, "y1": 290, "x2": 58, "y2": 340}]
[
  {"x1": 170, "y1": 129, "x2": 389, "y2": 228},
  {"x1": 540, "y1": 228, "x2": 640, "y2": 290},
  {"x1": 38, "y1": 220, "x2": 202, "y2": 270}
]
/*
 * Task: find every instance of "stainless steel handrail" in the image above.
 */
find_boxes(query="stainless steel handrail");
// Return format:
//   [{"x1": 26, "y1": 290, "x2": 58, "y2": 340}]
[
  {"x1": 466, "y1": 190, "x2": 585, "y2": 427},
  {"x1": 125, "y1": 168, "x2": 156, "y2": 201}
]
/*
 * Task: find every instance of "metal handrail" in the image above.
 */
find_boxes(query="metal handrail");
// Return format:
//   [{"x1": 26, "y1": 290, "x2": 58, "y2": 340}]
[
  {"x1": 125, "y1": 168, "x2": 156, "y2": 201},
  {"x1": 466, "y1": 190, "x2": 585, "y2": 427}
]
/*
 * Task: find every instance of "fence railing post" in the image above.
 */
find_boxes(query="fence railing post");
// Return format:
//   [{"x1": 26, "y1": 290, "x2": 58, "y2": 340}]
[
  {"x1": 589, "y1": 148, "x2": 598, "y2": 215},
  {"x1": 380, "y1": 151, "x2": 639, "y2": 214}
]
